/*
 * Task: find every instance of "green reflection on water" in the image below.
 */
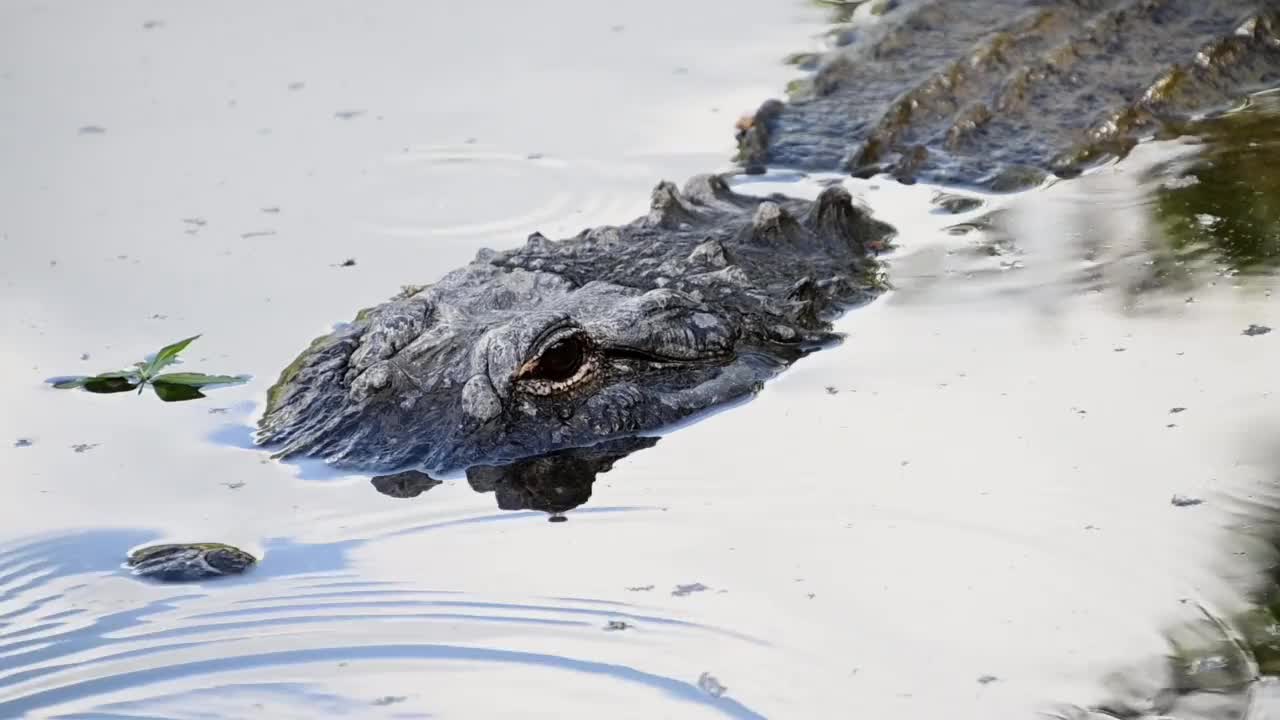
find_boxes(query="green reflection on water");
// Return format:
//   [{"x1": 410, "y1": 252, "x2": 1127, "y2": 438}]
[{"x1": 1151, "y1": 90, "x2": 1280, "y2": 281}]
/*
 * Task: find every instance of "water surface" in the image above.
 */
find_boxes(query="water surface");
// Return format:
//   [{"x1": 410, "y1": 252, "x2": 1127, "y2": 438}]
[{"x1": 2, "y1": 2, "x2": 1280, "y2": 718}]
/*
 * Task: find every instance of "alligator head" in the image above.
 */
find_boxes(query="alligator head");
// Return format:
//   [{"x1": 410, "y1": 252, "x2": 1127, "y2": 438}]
[{"x1": 257, "y1": 174, "x2": 894, "y2": 474}]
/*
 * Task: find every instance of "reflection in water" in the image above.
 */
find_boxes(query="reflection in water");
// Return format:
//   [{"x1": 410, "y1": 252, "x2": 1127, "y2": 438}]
[
  {"x1": 1061, "y1": 447, "x2": 1280, "y2": 719},
  {"x1": 1151, "y1": 91, "x2": 1280, "y2": 280},
  {"x1": 371, "y1": 437, "x2": 659, "y2": 520},
  {"x1": 902, "y1": 87, "x2": 1280, "y2": 320},
  {"x1": 369, "y1": 470, "x2": 441, "y2": 499}
]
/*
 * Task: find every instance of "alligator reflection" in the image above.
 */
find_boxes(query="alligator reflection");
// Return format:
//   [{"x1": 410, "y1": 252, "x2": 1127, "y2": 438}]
[{"x1": 370, "y1": 437, "x2": 659, "y2": 520}]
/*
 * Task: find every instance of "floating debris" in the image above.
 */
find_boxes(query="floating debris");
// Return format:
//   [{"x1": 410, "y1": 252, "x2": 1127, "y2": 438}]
[
  {"x1": 825, "y1": 386, "x2": 839, "y2": 395},
  {"x1": 240, "y1": 230, "x2": 276, "y2": 239},
  {"x1": 13, "y1": 438, "x2": 33, "y2": 448},
  {"x1": 672, "y1": 583, "x2": 710, "y2": 597},
  {"x1": 141, "y1": 19, "x2": 164, "y2": 29},
  {"x1": 1171, "y1": 494, "x2": 1204, "y2": 507},
  {"x1": 697, "y1": 672, "x2": 727, "y2": 697},
  {"x1": 260, "y1": 206, "x2": 281, "y2": 214},
  {"x1": 70, "y1": 443, "x2": 98, "y2": 453},
  {"x1": 626, "y1": 585, "x2": 654, "y2": 592},
  {"x1": 77, "y1": 125, "x2": 106, "y2": 135},
  {"x1": 372, "y1": 696, "x2": 406, "y2": 707},
  {"x1": 51, "y1": 335, "x2": 247, "y2": 402},
  {"x1": 1170, "y1": 407, "x2": 1187, "y2": 414},
  {"x1": 337, "y1": 258, "x2": 357, "y2": 267},
  {"x1": 287, "y1": 81, "x2": 305, "y2": 91},
  {"x1": 977, "y1": 674, "x2": 999, "y2": 685},
  {"x1": 334, "y1": 110, "x2": 365, "y2": 120},
  {"x1": 604, "y1": 620, "x2": 631, "y2": 631},
  {"x1": 1243, "y1": 324, "x2": 1272, "y2": 337}
]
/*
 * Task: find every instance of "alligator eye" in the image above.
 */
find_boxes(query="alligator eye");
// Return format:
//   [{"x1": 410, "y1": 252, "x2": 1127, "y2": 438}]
[
  {"x1": 515, "y1": 331, "x2": 596, "y2": 394},
  {"x1": 526, "y1": 335, "x2": 587, "y2": 382}
]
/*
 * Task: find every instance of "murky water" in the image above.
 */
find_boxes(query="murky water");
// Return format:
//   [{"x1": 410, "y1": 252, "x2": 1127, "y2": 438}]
[{"x1": 3, "y1": 2, "x2": 1280, "y2": 718}]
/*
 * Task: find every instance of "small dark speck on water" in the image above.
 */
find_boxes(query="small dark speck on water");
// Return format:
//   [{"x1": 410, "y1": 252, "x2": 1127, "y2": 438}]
[
  {"x1": 977, "y1": 675, "x2": 999, "y2": 685},
  {"x1": 1170, "y1": 407, "x2": 1187, "y2": 414},
  {"x1": 71, "y1": 443, "x2": 98, "y2": 453},
  {"x1": 1167, "y1": 423, "x2": 1178, "y2": 429},
  {"x1": 1113, "y1": 347, "x2": 1127, "y2": 353},
  {"x1": 208, "y1": 407, "x2": 228, "y2": 414},
  {"x1": 626, "y1": 585, "x2": 654, "y2": 592},
  {"x1": 697, "y1": 672, "x2": 727, "y2": 697},
  {"x1": 1243, "y1": 324, "x2": 1272, "y2": 336},
  {"x1": 334, "y1": 110, "x2": 365, "y2": 120},
  {"x1": 672, "y1": 583, "x2": 709, "y2": 597},
  {"x1": 288, "y1": 81, "x2": 305, "y2": 91},
  {"x1": 141, "y1": 20, "x2": 164, "y2": 29},
  {"x1": 260, "y1": 206, "x2": 280, "y2": 214},
  {"x1": 610, "y1": 24, "x2": 625, "y2": 32},
  {"x1": 77, "y1": 126, "x2": 106, "y2": 135},
  {"x1": 371, "y1": 696, "x2": 405, "y2": 707},
  {"x1": 604, "y1": 620, "x2": 631, "y2": 631},
  {"x1": 825, "y1": 386, "x2": 838, "y2": 395},
  {"x1": 1171, "y1": 494, "x2": 1204, "y2": 507},
  {"x1": 14, "y1": 438, "x2": 33, "y2": 448},
  {"x1": 338, "y1": 258, "x2": 357, "y2": 267},
  {"x1": 240, "y1": 230, "x2": 276, "y2": 239},
  {"x1": 80, "y1": 353, "x2": 90, "y2": 361},
  {"x1": 222, "y1": 481, "x2": 245, "y2": 490},
  {"x1": 526, "y1": 152, "x2": 544, "y2": 160}
]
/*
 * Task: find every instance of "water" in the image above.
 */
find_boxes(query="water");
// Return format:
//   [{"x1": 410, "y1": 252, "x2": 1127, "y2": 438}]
[{"x1": 3, "y1": 2, "x2": 1280, "y2": 718}]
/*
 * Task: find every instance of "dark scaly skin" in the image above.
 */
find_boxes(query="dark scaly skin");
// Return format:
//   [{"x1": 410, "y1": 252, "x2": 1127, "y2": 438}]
[
  {"x1": 738, "y1": 0, "x2": 1280, "y2": 189},
  {"x1": 257, "y1": 174, "x2": 894, "y2": 475}
]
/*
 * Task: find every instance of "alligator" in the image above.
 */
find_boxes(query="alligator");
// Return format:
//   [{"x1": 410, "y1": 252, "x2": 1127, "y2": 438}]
[
  {"x1": 737, "y1": 0, "x2": 1280, "y2": 189},
  {"x1": 257, "y1": 175, "x2": 894, "y2": 475}
]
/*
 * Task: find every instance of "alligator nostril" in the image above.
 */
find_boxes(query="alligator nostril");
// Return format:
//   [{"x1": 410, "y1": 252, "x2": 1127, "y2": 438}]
[{"x1": 461, "y1": 374, "x2": 502, "y2": 423}]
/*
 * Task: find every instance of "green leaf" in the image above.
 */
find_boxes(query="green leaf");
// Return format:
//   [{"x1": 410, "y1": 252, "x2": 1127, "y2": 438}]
[
  {"x1": 152, "y1": 381, "x2": 207, "y2": 402},
  {"x1": 51, "y1": 376, "x2": 89, "y2": 389},
  {"x1": 92, "y1": 370, "x2": 140, "y2": 379},
  {"x1": 82, "y1": 376, "x2": 140, "y2": 394},
  {"x1": 142, "y1": 335, "x2": 201, "y2": 378},
  {"x1": 152, "y1": 372, "x2": 248, "y2": 388}
]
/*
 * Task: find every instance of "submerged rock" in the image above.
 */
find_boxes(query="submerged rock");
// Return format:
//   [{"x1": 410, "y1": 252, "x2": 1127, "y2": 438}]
[{"x1": 127, "y1": 542, "x2": 256, "y2": 582}]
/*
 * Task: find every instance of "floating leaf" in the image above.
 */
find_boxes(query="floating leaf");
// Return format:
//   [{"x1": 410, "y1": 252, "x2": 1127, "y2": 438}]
[
  {"x1": 82, "y1": 376, "x2": 140, "y2": 394},
  {"x1": 51, "y1": 376, "x2": 89, "y2": 389},
  {"x1": 142, "y1": 335, "x2": 200, "y2": 378},
  {"x1": 152, "y1": 372, "x2": 248, "y2": 388},
  {"x1": 152, "y1": 381, "x2": 207, "y2": 402}
]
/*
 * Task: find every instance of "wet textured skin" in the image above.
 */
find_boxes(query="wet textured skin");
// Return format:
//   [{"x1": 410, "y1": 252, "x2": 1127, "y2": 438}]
[
  {"x1": 738, "y1": 0, "x2": 1280, "y2": 189},
  {"x1": 257, "y1": 174, "x2": 894, "y2": 475}
]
